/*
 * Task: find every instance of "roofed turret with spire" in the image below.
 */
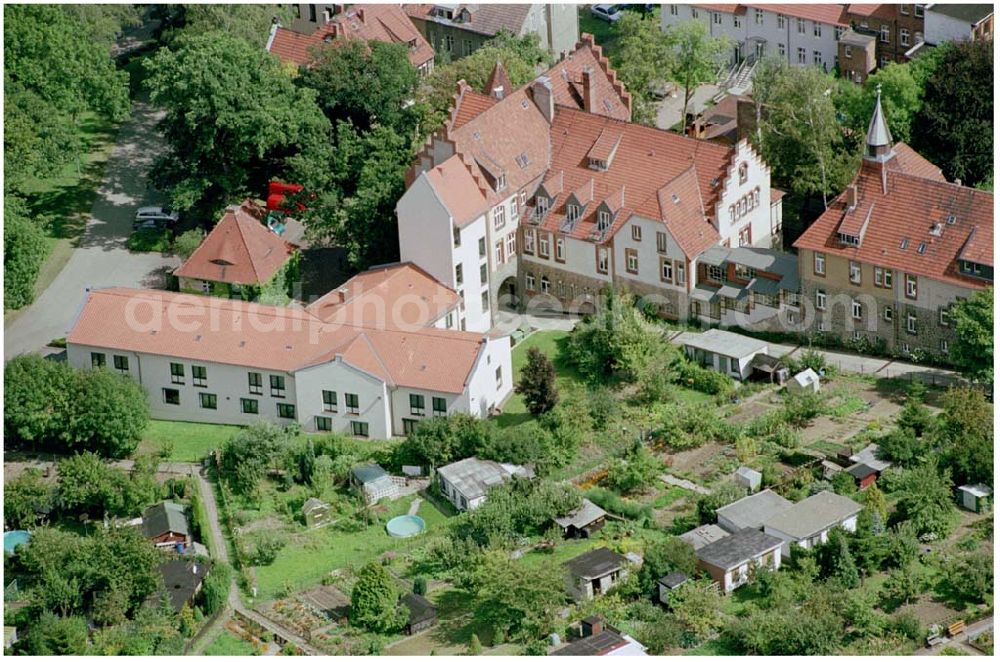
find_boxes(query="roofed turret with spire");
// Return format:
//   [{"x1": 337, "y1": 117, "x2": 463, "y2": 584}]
[
  {"x1": 485, "y1": 60, "x2": 513, "y2": 100},
  {"x1": 864, "y1": 84, "x2": 894, "y2": 162}
]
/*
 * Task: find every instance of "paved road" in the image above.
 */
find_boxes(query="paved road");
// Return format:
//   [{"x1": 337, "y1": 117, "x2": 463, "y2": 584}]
[
  {"x1": 656, "y1": 82, "x2": 722, "y2": 131},
  {"x1": 4, "y1": 100, "x2": 180, "y2": 359}
]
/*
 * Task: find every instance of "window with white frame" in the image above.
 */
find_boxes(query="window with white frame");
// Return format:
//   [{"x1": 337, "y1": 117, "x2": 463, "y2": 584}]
[
  {"x1": 656, "y1": 231, "x2": 668, "y2": 254},
  {"x1": 852, "y1": 299, "x2": 862, "y2": 319},
  {"x1": 669, "y1": 4, "x2": 678, "y2": 15},
  {"x1": 797, "y1": 47, "x2": 806, "y2": 64},
  {"x1": 940, "y1": 339, "x2": 948, "y2": 354},
  {"x1": 939, "y1": 307, "x2": 949, "y2": 326},
  {"x1": 836, "y1": 26, "x2": 845, "y2": 40},
  {"x1": 900, "y1": 28, "x2": 910, "y2": 46},
  {"x1": 708, "y1": 265, "x2": 723, "y2": 282},
  {"x1": 524, "y1": 228, "x2": 535, "y2": 254},
  {"x1": 816, "y1": 290, "x2": 827, "y2": 310},
  {"x1": 598, "y1": 210, "x2": 611, "y2": 232},
  {"x1": 676, "y1": 262, "x2": 686, "y2": 285},
  {"x1": 755, "y1": 8, "x2": 763, "y2": 24},
  {"x1": 597, "y1": 248, "x2": 609, "y2": 274},
  {"x1": 814, "y1": 21, "x2": 822, "y2": 37},
  {"x1": 713, "y1": 11, "x2": 722, "y2": 24},
  {"x1": 777, "y1": 14, "x2": 785, "y2": 28},
  {"x1": 880, "y1": 24, "x2": 889, "y2": 42},
  {"x1": 884, "y1": 306, "x2": 893, "y2": 322},
  {"x1": 660, "y1": 257, "x2": 673, "y2": 282},
  {"x1": 626, "y1": 249, "x2": 638, "y2": 274},
  {"x1": 631, "y1": 225, "x2": 642, "y2": 241},
  {"x1": 900, "y1": 4, "x2": 909, "y2": 14},
  {"x1": 813, "y1": 50, "x2": 823, "y2": 66},
  {"x1": 905, "y1": 273, "x2": 917, "y2": 298},
  {"x1": 814, "y1": 252, "x2": 826, "y2": 275},
  {"x1": 567, "y1": 204, "x2": 580, "y2": 221},
  {"x1": 495, "y1": 240, "x2": 504, "y2": 264},
  {"x1": 906, "y1": 313, "x2": 917, "y2": 334},
  {"x1": 797, "y1": 17, "x2": 806, "y2": 33},
  {"x1": 539, "y1": 234, "x2": 550, "y2": 258},
  {"x1": 915, "y1": 4, "x2": 924, "y2": 17},
  {"x1": 506, "y1": 232, "x2": 516, "y2": 258},
  {"x1": 778, "y1": 42, "x2": 786, "y2": 57},
  {"x1": 526, "y1": 272, "x2": 536, "y2": 290},
  {"x1": 492, "y1": 204, "x2": 506, "y2": 230},
  {"x1": 536, "y1": 195, "x2": 549, "y2": 217},
  {"x1": 540, "y1": 276, "x2": 550, "y2": 293},
  {"x1": 555, "y1": 237, "x2": 565, "y2": 261},
  {"x1": 849, "y1": 261, "x2": 861, "y2": 284}
]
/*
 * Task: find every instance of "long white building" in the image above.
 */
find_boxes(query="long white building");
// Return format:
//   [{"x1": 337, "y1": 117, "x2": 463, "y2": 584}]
[
  {"x1": 66, "y1": 264, "x2": 512, "y2": 439},
  {"x1": 661, "y1": 3, "x2": 850, "y2": 72}
]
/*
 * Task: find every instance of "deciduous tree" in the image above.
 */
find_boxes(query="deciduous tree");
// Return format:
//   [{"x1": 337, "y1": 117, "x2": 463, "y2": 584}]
[
  {"x1": 516, "y1": 347, "x2": 559, "y2": 415},
  {"x1": 610, "y1": 12, "x2": 673, "y2": 125},
  {"x1": 663, "y1": 20, "x2": 729, "y2": 125},
  {"x1": 948, "y1": 288, "x2": 993, "y2": 382},
  {"x1": 350, "y1": 562, "x2": 407, "y2": 633},
  {"x1": 938, "y1": 386, "x2": 993, "y2": 486}
]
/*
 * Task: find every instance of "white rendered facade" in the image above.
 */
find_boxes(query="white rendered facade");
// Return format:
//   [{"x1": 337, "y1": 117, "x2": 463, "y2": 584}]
[{"x1": 661, "y1": 4, "x2": 846, "y2": 72}]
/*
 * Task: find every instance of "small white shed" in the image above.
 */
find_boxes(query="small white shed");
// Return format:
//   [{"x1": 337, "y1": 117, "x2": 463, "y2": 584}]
[
  {"x1": 787, "y1": 368, "x2": 821, "y2": 394},
  {"x1": 958, "y1": 484, "x2": 993, "y2": 513},
  {"x1": 682, "y1": 329, "x2": 770, "y2": 381},
  {"x1": 734, "y1": 466, "x2": 762, "y2": 493}
]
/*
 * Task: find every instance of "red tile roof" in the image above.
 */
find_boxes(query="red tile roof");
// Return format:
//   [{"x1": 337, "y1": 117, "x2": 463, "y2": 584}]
[
  {"x1": 174, "y1": 202, "x2": 296, "y2": 286},
  {"x1": 794, "y1": 154, "x2": 993, "y2": 288},
  {"x1": 424, "y1": 155, "x2": 489, "y2": 228},
  {"x1": 268, "y1": 4, "x2": 434, "y2": 69},
  {"x1": 846, "y1": 4, "x2": 897, "y2": 19},
  {"x1": 891, "y1": 143, "x2": 946, "y2": 182},
  {"x1": 306, "y1": 262, "x2": 460, "y2": 329},
  {"x1": 404, "y1": 3, "x2": 533, "y2": 37},
  {"x1": 451, "y1": 88, "x2": 497, "y2": 130},
  {"x1": 536, "y1": 107, "x2": 731, "y2": 256},
  {"x1": 69, "y1": 288, "x2": 487, "y2": 393},
  {"x1": 745, "y1": 3, "x2": 850, "y2": 25},
  {"x1": 545, "y1": 34, "x2": 631, "y2": 121}
]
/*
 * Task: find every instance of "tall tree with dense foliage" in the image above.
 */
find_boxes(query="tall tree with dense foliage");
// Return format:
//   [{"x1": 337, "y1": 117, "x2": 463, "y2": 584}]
[
  {"x1": 663, "y1": 20, "x2": 729, "y2": 124},
  {"x1": 938, "y1": 386, "x2": 993, "y2": 486},
  {"x1": 158, "y1": 4, "x2": 290, "y2": 48},
  {"x1": 565, "y1": 289, "x2": 664, "y2": 382},
  {"x1": 65, "y1": 368, "x2": 149, "y2": 457},
  {"x1": 219, "y1": 422, "x2": 293, "y2": 495},
  {"x1": 461, "y1": 550, "x2": 567, "y2": 643},
  {"x1": 753, "y1": 60, "x2": 857, "y2": 206},
  {"x1": 144, "y1": 31, "x2": 332, "y2": 216},
  {"x1": 4, "y1": 4, "x2": 132, "y2": 189},
  {"x1": 350, "y1": 562, "x2": 407, "y2": 633},
  {"x1": 516, "y1": 347, "x2": 559, "y2": 415},
  {"x1": 4, "y1": 196, "x2": 48, "y2": 309},
  {"x1": 4, "y1": 468, "x2": 53, "y2": 529},
  {"x1": 5, "y1": 355, "x2": 74, "y2": 446},
  {"x1": 911, "y1": 39, "x2": 993, "y2": 187},
  {"x1": 638, "y1": 537, "x2": 698, "y2": 595},
  {"x1": 300, "y1": 39, "x2": 421, "y2": 134},
  {"x1": 669, "y1": 579, "x2": 725, "y2": 642},
  {"x1": 610, "y1": 12, "x2": 674, "y2": 125},
  {"x1": 836, "y1": 63, "x2": 922, "y2": 146},
  {"x1": 893, "y1": 459, "x2": 957, "y2": 538},
  {"x1": 948, "y1": 288, "x2": 993, "y2": 382},
  {"x1": 605, "y1": 439, "x2": 662, "y2": 495}
]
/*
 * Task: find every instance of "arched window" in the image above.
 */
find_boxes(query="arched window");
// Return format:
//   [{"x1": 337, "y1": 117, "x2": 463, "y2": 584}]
[{"x1": 738, "y1": 162, "x2": 749, "y2": 185}]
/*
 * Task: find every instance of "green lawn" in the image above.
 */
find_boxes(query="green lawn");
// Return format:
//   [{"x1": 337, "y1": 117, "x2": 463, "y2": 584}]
[
  {"x1": 137, "y1": 420, "x2": 242, "y2": 461},
  {"x1": 253, "y1": 494, "x2": 453, "y2": 600},
  {"x1": 10, "y1": 112, "x2": 119, "y2": 314},
  {"x1": 495, "y1": 330, "x2": 577, "y2": 427},
  {"x1": 204, "y1": 630, "x2": 258, "y2": 656}
]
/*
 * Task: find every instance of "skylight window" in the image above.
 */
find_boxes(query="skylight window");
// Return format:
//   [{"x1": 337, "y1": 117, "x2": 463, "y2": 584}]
[
  {"x1": 917, "y1": 242, "x2": 926, "y2": 254},
  {"x1": 947, "y1": 214, "x2": 956, "y2": 225},
  {"x1": 899, "y1": 238, "x2": 909, "y2": 250}
]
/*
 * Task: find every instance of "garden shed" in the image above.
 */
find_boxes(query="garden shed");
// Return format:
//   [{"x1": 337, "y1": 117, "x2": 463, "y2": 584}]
[
  {"x1": 400, "y1": 593, "x2": 438, "y2": 635},
  {"x1": 734, "y1": 466, "x2": 762, "y2": 492},
  {"x1": 351, "y1": 463, "x2": 399, "y2": 505},
  {"x1": 682, "y1": 329, "x2": 770, "y2": 381},
  {"x1": 957, "y1": 484, "x2": 993, "y2": 513},
  {"x1": 787, "y1": 368, "x2": 821, "y2": 394},
  {"x1": 553, "y1": 498, "x2": 608, "y2": 539}
]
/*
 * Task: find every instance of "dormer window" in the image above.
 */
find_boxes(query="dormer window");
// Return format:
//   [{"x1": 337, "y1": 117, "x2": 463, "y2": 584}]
[
  {"x1": 567, "y1": 204, "x2": 580, "y2": 222},
  {"x1": 588, "y1": 158, "x2": 607, "y2": 171},
  {"x1": 496, "y1": 173, "x2": 506, "y2": 192},
  {"x1": 838, "y1": 232, "x2": 860, "y2": 247},
  {"x1": 536, "y1": 196, "x2": 550, "y2": 217},
  {"x1": 597, "y1": 210, "x2": 610, "y2": 232}
]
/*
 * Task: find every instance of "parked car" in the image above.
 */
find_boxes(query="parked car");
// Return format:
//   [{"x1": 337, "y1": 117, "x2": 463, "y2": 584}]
[
  {"x1": 649, "y1": 81, "x2": 678, "y2": 100},
  {"x1": 134, "y1": 206, "x2": 179, "y2": 229},
  {"x1": 590, "y1": 4, "x2": 624, "y2": 23}
]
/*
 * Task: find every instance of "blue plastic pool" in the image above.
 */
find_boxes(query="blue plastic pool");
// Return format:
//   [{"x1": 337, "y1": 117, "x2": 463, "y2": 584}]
[
  {"x1": 4, "y1": 530, "x2": 31, "y2": 555},
  {"x1": 385, "y1": 515, "x2": 426, "y2": 538}
]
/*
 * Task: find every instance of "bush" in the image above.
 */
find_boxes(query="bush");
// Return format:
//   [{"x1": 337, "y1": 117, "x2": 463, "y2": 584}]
[
  {"x1": 888, "y1": 613, "x2": 924, "y2": 641},
  {"x1": 127, "y1": 227, "x2": 172, "y2": 253},
  {"x1": 584, "y1": 487, "x2": 653, "y2": 523},
  {"x1": 587, "y1": 386, "x2": 619, "y2": 431},
  {"x1": 603, "y1": 441, "x2": 662, "y2": 495},
  {"x1": 173, "y1": 227, "x2": 206, "y2": 260},
  {"x1": 200, "y1": 563, "x2": 231, "y2": 615},
  {"x1": 4, "y1": 197, "x2": 48, "y2": 310},
  {"x1": 675, "y1": 360, "x2": 734, "y2": 396},
  {"x1": 782, "y1": 391, "x2": 826, "y2": 427},
  {"x1": 412, "y1": 576, "x2": 427, "y2": 596}
]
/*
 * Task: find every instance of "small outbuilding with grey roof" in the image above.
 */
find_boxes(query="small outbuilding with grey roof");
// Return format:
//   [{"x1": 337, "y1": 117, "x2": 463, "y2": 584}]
[
  {"x1": 957, "y1": 484, "x2": 992, "y2": 513},
  {"x1": 679, "y1": 524, "x2": 730, "y2": 550},
  {"x1": 715, "y1": 489, "x2": 792, "y2": 534},
  {"x1": 436, "y1": 456, "x2": 532, "y2": 512},
  {"x1": 682, "y1": 329, "x2": 770, "y2": 381},
  {"x1": 142, "y1": 502, "x2": 191, "y2": 548},
  {"x1": 564, "y1": 547, "x2": 631, "y2": 601},
  {"x1": 696, "y1": 528, "x2": 784, "y2": 593},
  {"x1": 763, "y1": 490, "x2": 863, "y2": 557},
  {"x1": 553, "y1": 498, "x2": 608, "y2": 539}
]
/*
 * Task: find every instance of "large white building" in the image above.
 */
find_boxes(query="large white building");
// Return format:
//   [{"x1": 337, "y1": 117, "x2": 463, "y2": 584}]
[
  {"x1": 66, "y1": 264, "x2": 513, "y2": 439},
  {"x1": 661, "y1": 3, "x2": 850, "y2": 72},
  {"x1": 397, "y1": 34, "x2": 784, "y2": 327}
]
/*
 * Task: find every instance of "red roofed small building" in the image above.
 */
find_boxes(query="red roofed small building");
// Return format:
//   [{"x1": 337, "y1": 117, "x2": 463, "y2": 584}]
[
  {"x1": 267, "y1": 4, "x2": 434, "y2": 75},
  {"x1": 397, "y1": 34, "x2": 785, "y2": 330},
  {"x1": 174, "y1": 202, "x2": 298, "y2": 300},
  {"x1": 793, "y1": 87, "x2": 993, "y2": 358}
]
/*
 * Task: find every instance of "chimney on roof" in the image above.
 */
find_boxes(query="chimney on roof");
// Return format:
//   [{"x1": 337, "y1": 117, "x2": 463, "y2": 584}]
[
  {"x1": 582, "y1": 66, "x2": 595, "y2": 114},
  {"x1": 847, "y1": 185, "x2": 858, "y2": 209},
  {"x1": 530, "y1": 76, "x2": 555, "y2": 123},
  {"x1": 955, "y1": 178, "x2": 962, "y2": 187},
  {"x1": 582, "y1": 616, "x2": 603, "y2": 637}
]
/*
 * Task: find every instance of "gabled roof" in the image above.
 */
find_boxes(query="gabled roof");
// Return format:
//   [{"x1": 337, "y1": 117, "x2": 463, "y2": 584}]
[
  {"x1": 763, "y1": 491, "x2": 863, "y2": 539},
  {"x1": 485, "y1": 60, "x2": 513, "y2": 100},
  {"x1": 174, "y1": 202, "x2": 296, "y2": 286},
  {"x1": 142, "y1": 501, "x2": 189, "y2": 539},
  {"x1": 155, "y1": 559, "x2": 209, "y2": 612},
  {"x1": 437, "y1": 457, "x2": 531, "y2": 499},
  {"x1": 67, "y1": 288, "x2": 488, "y2": 394},
  {"x1": 794, "y1": 159, "x2": 994, "y2": 287},
  {"x1": 405, "y1": 3, "x2": 533, "y2": 37},
  {"x1": 715, "y1": 488, "x2": 792, "y2": 531},
  {"x1": 553, "y1": 499, "x2": 607, "y2": 530},
  {"x1": 306, "y1": 262, "x2": 460, "y2": 329},
  {"x1": 926, "y1": 3, "x2": 993, "y2": 24},
  {"x1": 545, "y1": 34, "x2": 631, "y2": 120},
  {"x1": 683, "y1": 329, "x2": 769, "y2": 359},
  {"x1": 696, "y1": 528, "x2": 783, "y2": 571},
  {"x1": 268, "y1": 4, "x2": 434, "y2": 69},
  {"x1": 424, "y1": 154, "x2": 489, "y2": 228},
  {"x1": 564, "y1": 547, "x2": 628, "y2": 579}
]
